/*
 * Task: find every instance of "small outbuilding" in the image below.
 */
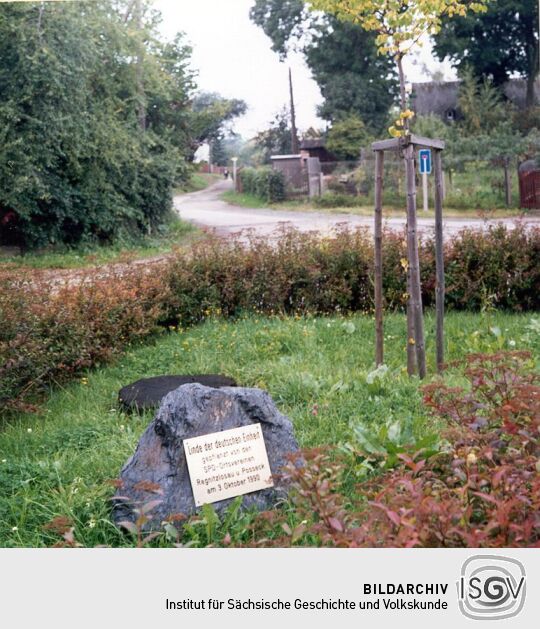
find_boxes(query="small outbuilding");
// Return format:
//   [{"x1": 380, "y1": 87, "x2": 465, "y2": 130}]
[
  {"x1": 299, "y1": 138, "x2": 336, "y2": 163},
  {"x1": 518, "y1": 160, "x2": 540, "y2": 210}
]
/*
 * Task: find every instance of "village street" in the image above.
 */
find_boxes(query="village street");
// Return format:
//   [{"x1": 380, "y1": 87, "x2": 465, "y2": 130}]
[{"x1": 175, "y1": 179, "x2": 540, "y2": 237}]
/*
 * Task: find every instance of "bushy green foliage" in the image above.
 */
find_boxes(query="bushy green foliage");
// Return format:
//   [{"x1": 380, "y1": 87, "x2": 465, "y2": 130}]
[
  {"x1": 0, "y1": 1, "x2": 193, "y2": 248},
  {"x1": 326, "y1": 114, "x2": 372, "y2": 160},
  {"x1": 239, "y1": 168, "x2": 286, "y2": 202},
  {"x1": 0, "y1": 2, "x2": 246, "y2": 249}
]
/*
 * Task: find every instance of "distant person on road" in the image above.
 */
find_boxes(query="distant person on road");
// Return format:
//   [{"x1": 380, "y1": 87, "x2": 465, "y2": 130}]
[{"x1": 223, "y1": 169, "x2": 229, "y2": 179}]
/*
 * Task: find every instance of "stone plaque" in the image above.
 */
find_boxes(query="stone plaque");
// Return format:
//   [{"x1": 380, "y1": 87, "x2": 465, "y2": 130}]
[{"x1": 183, "y1": 423, "x2": 274, "y2": 507}]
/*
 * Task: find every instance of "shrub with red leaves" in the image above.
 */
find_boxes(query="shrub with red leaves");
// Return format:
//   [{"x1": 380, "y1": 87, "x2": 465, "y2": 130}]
[{"x1": 251, "y1": 352, "x2": 539, "y2": 548}]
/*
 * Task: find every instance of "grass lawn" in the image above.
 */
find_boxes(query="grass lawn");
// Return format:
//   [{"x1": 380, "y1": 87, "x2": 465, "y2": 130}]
[
  {"x1": 222, "y1": 191, "x2": 524, "y2": 219},
  {"x1": 0, "y1": 311, "x2": 538, "y2": 547},
  {"x1": 175, "y1": 172, "x2": 220, "y2": 194}
]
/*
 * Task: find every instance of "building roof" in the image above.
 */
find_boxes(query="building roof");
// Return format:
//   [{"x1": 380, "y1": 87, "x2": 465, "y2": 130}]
[
  {"x1": 270, "y1": 154, "x2": 302, "y2": 160},
  {"x1": 300, "y1": 138, "x2": 326, "y2": 150}
]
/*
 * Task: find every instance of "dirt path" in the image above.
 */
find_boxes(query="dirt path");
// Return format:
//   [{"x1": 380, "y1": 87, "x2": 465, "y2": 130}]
[{"x1": 174, "y1": 179, "x2": 540, "y2": 237}]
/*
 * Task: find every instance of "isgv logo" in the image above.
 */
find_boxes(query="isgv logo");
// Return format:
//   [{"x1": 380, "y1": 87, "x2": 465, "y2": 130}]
[{"x1": 457, "y1": 555, "x2": 526, "y2": 620}]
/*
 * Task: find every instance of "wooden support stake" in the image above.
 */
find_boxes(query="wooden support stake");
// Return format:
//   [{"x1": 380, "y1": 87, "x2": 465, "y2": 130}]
[
  {"x1": 374, "y1": 150, "x2": 384, "y2": 366},
  {"x1": 434, "y1": 149, "x2": 445, "y2": 373},
  {"x1": 404, "y1": 142, "x2": 426, "y2": 379},
  {"x1": 406, "y1": 263, "x2": 416, "y2": 376}
]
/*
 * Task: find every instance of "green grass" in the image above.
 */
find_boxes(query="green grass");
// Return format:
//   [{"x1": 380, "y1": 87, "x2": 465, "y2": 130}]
[
  {"x1": 0, "y1": 215, "x2": 199, "y2": 270},
  {"x1": 1, "y1": 311, "x2": 538, "y2": 547},
  {"x1": 221, "y1": 190, "x2": 271, "y2": 209},
  {"x1": 175, "y1": 172, "x2": 220, "y2": 194},
  {"x1": 221, "y1": 190, "x2": 523, "y2": 218}
]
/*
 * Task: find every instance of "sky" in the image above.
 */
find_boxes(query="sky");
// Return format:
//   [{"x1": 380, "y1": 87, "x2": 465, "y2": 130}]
[{"x1": 154, "y1": 0, "x2": 456, "y2": 139}]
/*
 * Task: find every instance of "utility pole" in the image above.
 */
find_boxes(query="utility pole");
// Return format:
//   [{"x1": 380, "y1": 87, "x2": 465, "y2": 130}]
[{"x1": 289, "y1": 67, "x2": 299, "y2": 154}]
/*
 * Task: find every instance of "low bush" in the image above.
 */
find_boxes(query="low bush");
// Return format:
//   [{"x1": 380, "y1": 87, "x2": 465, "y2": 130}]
[
  {"x1": 1, "y1": 225, "x2": 539, "y2": 411},
  {"x1": 0, "y1": 266, "x2": 170, "y2": 412},
  {"x1": 239, "y1": 168, "x2": 286, "y2": 202}
]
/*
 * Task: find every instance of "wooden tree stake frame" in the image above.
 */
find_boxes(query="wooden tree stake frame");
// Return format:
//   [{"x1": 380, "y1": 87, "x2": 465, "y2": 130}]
[{"x1": 372, "y1": 134, "x2": 446, "y2": 378}]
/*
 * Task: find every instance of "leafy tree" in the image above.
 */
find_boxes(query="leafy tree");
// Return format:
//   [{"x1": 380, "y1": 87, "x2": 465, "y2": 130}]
[
  {"x1": 433, "y1": 0, "x2": 539, "y2": 107},
  {"x1": 307, "y1": 1, "x2": 489, "y2": 123},
  {"x1": 189, "y1": 92, "x2": 247, "y2": 160},
  {"x1": 326, "y1": 114, "x2": 372, "y2": 160},
  {"x1": 209, "y1": 136, "x2": 229, "y2": 166},
  {"x1": 0, "y1": 1, "x2": 246, "y2": 249},
  {"x1": 250, "y1": 1, "x2": 398, "y2": 131},
  {"x1": 252, "y1": 108, "x2": 293, "y2": 164},
  {"x1": 456, "y1": 68, "x2": 507, "y2": 135},
  {"x1": 0, "y1": 1, "x2": 200, "y2": 248}
]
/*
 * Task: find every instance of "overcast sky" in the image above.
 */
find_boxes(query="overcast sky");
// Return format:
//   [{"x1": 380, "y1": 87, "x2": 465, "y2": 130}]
[{"x1": 154, "y1": 0, "x2": 456, "y2": 138}]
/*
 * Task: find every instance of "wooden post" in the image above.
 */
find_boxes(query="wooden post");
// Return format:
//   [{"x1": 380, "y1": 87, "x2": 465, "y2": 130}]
[
  {"x1": 404, "y1": 141, "x2": 426, "y2": 379},
  {"x1": 433, "y1": 149, "x2": 445, "y2": 373},
  {"x1": 374, "y1": 150, "x2": 384, "y2": 366},
  {"x1": 406, "y1": 261, "x2": 416, "y2": 375}
]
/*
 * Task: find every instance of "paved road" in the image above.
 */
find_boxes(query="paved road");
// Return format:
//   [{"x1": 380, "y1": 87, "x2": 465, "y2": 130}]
[{"x1": 175, "y1": 179, "x2": 540, "y2": 237}]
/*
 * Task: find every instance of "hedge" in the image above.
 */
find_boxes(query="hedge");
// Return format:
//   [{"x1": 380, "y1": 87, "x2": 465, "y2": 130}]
[
  {"x1": 1, "y1": 224, "x2": 539, "y2": 411},
  {"x1": 239, "y1": 167, "x2": 286, "y2": 202}
]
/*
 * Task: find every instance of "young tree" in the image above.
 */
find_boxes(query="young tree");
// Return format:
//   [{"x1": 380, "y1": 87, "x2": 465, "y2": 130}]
[
  {"x1": 306, "y1": 0, "x2": 488, "y2": 378},
  {"x1": 253, "y1": 108, "x2": 294, "y2": 164}
]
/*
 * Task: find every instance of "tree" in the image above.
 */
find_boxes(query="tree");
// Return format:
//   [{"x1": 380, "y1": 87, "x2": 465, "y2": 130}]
[
  {"x1": 326, "y1": 114, "x2": 372, "y2": 160},
  {"x1": 250, "y1": 1, "x2": 398, "y2": 131},
  {"x1": 433, "y1": 0, "x2": 539, "y2": 107},
  {"x1": 306, "y1": 0, "x2": 488, "y2": 379},
  {"x1": 456, "y1": 67, "x2": 507, "y2": 135},
  {"x1": 189, "y1": 92, "x2": 247, "y2": 160},
  {"x1": 209, "y1": 136, "x2": 229, "y2": 166},
  {"x1": 252, "y1": 108, "x2": 293, "y2": 164},
  {"x1": 0, "y1": 0, "x2": 196, "y2": 248}
]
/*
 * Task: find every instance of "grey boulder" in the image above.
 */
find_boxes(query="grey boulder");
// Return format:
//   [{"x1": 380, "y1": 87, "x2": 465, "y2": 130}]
[{"x1": 113, "y1": 383, "x2": 300, "y2": 529}]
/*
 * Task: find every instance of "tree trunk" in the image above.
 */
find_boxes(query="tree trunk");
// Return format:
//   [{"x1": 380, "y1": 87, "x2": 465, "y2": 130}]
[
  {"x1": 404, "y1": 142, "x2": 426, "y2": 379},
  {"x1": 396, "y1": 54, "x2": 421, "y2": 376}
]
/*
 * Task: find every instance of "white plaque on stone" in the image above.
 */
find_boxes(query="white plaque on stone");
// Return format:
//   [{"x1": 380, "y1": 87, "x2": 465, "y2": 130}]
[{"x1": 183, "y1": 423, "x2": 274, "y2": 507}]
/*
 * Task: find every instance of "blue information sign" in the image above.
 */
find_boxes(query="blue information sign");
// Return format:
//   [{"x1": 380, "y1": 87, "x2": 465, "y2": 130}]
[{"x1": 419, "y1": 149, "x2": 432, "y2": 175}]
